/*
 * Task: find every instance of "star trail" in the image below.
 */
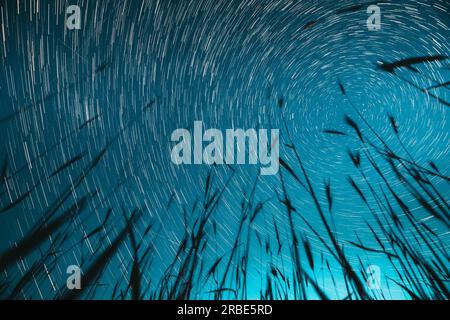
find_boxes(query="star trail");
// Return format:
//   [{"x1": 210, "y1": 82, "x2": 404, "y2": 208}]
[{"x1": 0, "y1": 0, "x2": 449, "y2": 300}]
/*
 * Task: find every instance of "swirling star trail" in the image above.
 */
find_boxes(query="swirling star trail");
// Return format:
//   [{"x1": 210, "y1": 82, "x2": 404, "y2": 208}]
[{"x1": 0, "y1": 0, "x2": 448, "y2": 300}]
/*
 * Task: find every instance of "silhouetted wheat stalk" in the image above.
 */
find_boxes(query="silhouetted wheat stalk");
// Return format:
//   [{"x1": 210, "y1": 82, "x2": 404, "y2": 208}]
[{"x1": 0, "y1": 82, "x2": 448, "y2": 301}]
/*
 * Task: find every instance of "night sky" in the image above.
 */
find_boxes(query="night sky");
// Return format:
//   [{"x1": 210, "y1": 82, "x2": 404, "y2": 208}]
[{"x1": 0, "y1": 0, "x2": 449, "y2": 299}]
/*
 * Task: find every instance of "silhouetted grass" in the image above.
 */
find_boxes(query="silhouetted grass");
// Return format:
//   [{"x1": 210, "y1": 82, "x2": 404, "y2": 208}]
[{"x1": 0, "y1": 81, "x2": 448, "y2": 301}]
